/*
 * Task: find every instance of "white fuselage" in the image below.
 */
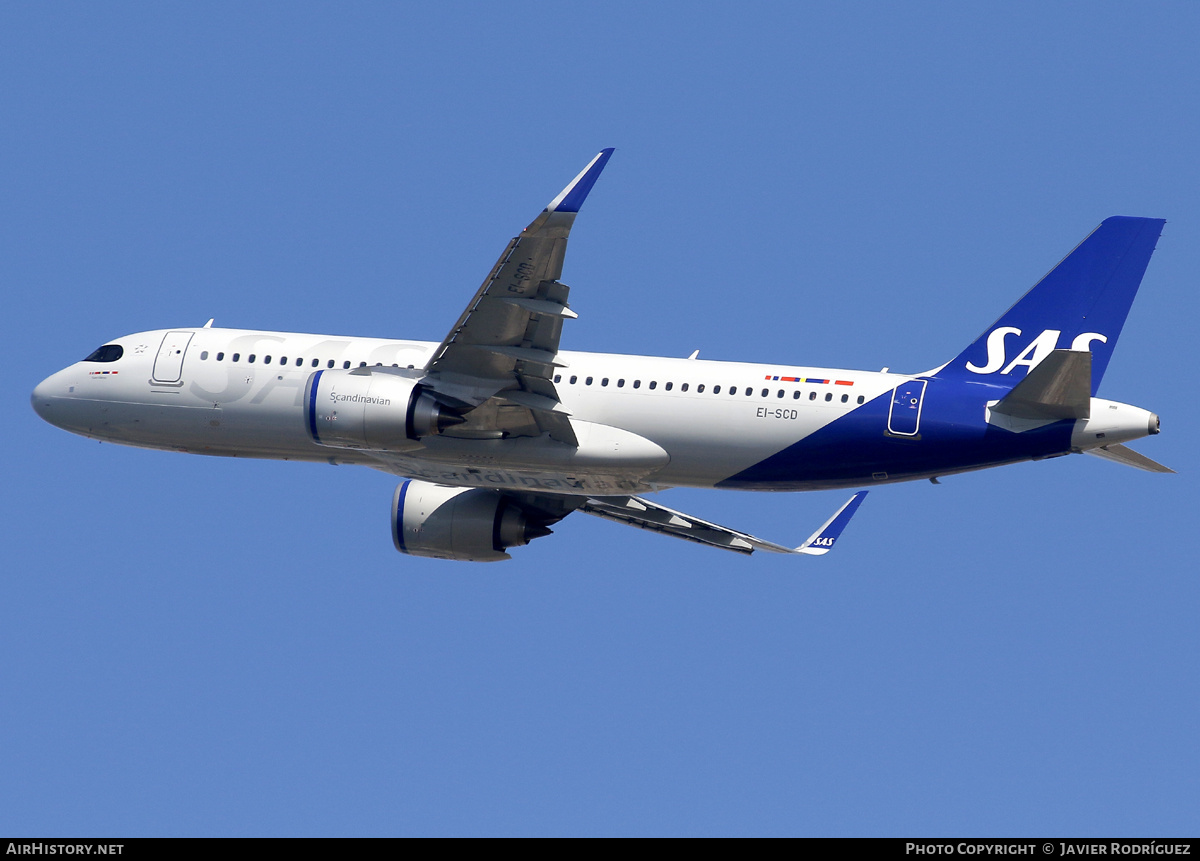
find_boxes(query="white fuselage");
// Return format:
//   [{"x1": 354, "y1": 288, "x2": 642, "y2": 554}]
[{"x1": 32, "y1": 326, "x2": 902, "y2": 494}]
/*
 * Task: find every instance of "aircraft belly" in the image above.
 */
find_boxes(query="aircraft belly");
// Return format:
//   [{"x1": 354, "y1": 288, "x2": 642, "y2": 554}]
[
  {"x1": 563, "y1": 387, "x2": 863, "y2": 489},
  {"x1": 366, "y1": 455, "x2": 658, "y2": 495},
  {"x1": 373, "y1": 420, "x2": 670, "y2": 495}
]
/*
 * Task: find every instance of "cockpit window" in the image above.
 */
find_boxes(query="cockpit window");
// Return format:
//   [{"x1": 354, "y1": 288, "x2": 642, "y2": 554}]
[{"x1": 83, "y1": 345, "x2": 123, "y2": 363}]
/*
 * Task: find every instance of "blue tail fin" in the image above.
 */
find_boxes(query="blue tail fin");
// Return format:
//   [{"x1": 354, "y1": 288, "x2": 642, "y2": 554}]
[{"x1": 935, "y1": 216, "x2": 1165, "y2": 395}]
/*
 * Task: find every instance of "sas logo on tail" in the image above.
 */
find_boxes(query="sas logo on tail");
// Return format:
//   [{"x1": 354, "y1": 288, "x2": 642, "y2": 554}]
[{"x1": 965, "y1": 328, "x2": 1107, "y2": 375}]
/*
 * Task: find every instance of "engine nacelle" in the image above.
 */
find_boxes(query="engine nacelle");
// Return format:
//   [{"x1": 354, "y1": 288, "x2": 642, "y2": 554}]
[
  {"x1": 304, "y1": 369, "x2": 462, "y2": 451},
  {"x1": 391, "y1": 479, "x2": 552, "y2": 562}
]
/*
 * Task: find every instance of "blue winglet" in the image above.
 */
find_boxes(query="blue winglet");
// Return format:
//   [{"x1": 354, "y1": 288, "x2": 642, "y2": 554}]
[
  {"x1": 797, "y1": 491, "x2": 868, "y2": 556},
  {"x1": 546, "y1": 148, "x2": 615, "y2": 214}
]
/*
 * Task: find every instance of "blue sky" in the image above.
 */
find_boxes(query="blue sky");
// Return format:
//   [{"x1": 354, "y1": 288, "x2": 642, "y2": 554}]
[{"x1": 4, "y1": 2, "x2": 1198, "y2": 836}]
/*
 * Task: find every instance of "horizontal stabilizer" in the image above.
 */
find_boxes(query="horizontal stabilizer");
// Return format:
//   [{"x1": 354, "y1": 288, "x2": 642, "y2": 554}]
[
  {"x1": 991, "y1": 349, "x2": 1091, "y2": 421},
  {"x1": 1084, "y1": 443, "x2": 1175, "y2": 473}
]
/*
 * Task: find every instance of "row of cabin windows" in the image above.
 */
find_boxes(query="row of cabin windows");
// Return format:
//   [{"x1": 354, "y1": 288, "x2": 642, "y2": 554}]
[
  {"x1": 194, "y1": 351, "x2": 865, "y2": 405},
  {"x1": 197, "y1": 351, "x2": 415, "y2": 371},
  {"x1": 552, "y1": 374, "x2": 866, "y2": 405}
]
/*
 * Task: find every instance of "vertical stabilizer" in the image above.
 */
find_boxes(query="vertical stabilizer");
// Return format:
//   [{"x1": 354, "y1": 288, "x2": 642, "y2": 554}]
[{"x1": 935, "y1": 217, "x2": 1165, "y2": 395}]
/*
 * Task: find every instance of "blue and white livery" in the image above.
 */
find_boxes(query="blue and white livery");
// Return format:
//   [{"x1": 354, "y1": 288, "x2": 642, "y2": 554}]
[{"x1": 31, "y1": 151, "x2": 1172, "y2": 561}]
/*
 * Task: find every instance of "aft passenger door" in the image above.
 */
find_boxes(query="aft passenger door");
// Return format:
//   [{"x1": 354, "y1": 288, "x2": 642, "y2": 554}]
[
  {"x1": 152, "y1": 331, "x2": 194, "y2": 384},
  {"x1": 887, "y1": 380, "x2": 927, "y2": 437}
]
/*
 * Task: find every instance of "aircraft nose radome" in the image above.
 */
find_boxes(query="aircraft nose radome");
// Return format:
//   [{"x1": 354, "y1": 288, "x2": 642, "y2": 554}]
[
  {"x1": 31, "y1": 377, "x2": 54, "y2": 420},
  {"x1": 31, "y1": 372, "x2": 70, "y2": 426}
]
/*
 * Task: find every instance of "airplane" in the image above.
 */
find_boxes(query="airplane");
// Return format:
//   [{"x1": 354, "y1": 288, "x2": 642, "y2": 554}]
[{"x1": 31, "y1": 149, "x2": 1173, "y2": 562}]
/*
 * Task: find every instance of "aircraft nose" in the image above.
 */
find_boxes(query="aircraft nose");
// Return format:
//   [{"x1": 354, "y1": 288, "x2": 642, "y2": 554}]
[
  {"x1": 31, "y1": 377, "x2": 53, "y2": 420},
  {"x1": 31, "y1": 371, "x2": 73, "y2": 427}
]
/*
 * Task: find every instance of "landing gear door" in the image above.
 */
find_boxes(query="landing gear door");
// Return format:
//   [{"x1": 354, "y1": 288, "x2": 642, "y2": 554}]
[
  {"x1": 152, "y1": 331, "x2": 194, "y2": 384},
  {"x1": 887, "y1": 380, "x2": 927, "y2": 437}
]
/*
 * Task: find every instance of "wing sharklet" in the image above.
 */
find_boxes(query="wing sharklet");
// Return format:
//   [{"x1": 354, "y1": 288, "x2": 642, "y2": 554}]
[
  {"x1": 545, "y1": 148, "x2": 615, "y2": 214},
  {"x1": 795, "y1": 491, "x2": 870, "y2": 556}
]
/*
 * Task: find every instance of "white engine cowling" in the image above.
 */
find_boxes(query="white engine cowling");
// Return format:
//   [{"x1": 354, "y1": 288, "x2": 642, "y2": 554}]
[
  {"x1": 391, "y1": 479, "x2": 552, "y2": 562},
  {"x1": 303, "y1": 369, "x2": 462, "y2": 451}
]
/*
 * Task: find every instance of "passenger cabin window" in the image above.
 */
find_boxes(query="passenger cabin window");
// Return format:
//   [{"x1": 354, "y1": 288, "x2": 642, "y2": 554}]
[
  {"x1": 310, "y1": 358, "x2": 317, "y2": 367},
  {"x1": 713, "y1": 385, "x2": 720, "y2": 394},
  {"x1": 841, "y1": 394, "x2": 849, "y2": 403},
  {"x1": 248, "y1": 354, "x2": 256, "y2": 363},
  {"x1": 793, "y1": 391, "x2": 800, "y2": 399},
  {"x1": 570, "y1": 375, "x2": 577, "y2": 384},
  {"x1": 633, "y1": 380, "x2": 641, "y2": 389},
  {"x1": 777, "y1": 390, "x2": 784, "y2": 398},
  {"x1": 554, "y1": 375, "x2": 561, "y2": 383},
  {"x1": 617, "y1": 379, "x2": 625, "y2": 387},
  {"x1": 697, "y1": 384, "x2": 705, "y2": 393},
  {"x1": 585, "y1": 376, "x2": 593, "y2": 385},
  {"x1": 232, "y1": 353, "x2": 241, "y2": 362},
  {"x1": 343, "y1": 361, "x2": 351, "y2": 369},
  {"x1": 649, "y1": 381, "x2": 657, "y2": 390},
  {"x1": 665, "y1": 382, "x2": 673, "y2": 391},
  {"x1": 264, "y1": 356, "x2": 272, "y2": 364},
  {"x1": 857, "y1": 395, "x2": 865, "y2": 404},
  {"x1": 601, "y1": 378, "x2": 609, "y2": 386},
  {"x1": 200, "y1": 351, "x2": 209, "y2": 360},
  {"x1": 681, "y1": 383, "x2": 688, "y2": 392},
  {"x1": 298, "y1": 358, "x2": 304, "y2": 367},
  {"x1": 825, "y1": 393, "x2": 832, "y2": 401},
  {"x1": 729, "y1": 387, "x2": 737, "y2": 395},
  {"x1": 809, "y1": 392, "x2": 816, "y2": 400},
  {"x1": 83, "y1": 345, "x2": 123, "y2": 363},
  {"x1": 761, "y1": 388, "x2": 768, "y2": 397}
]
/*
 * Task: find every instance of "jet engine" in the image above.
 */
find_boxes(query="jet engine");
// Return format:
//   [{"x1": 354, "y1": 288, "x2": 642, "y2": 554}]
[
  {"x1": 303, "y1": 369, "x2": 463, "y2": 451},
  {"x1": 391, "y1": 479, "x2": 553, "y2": 562}
]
